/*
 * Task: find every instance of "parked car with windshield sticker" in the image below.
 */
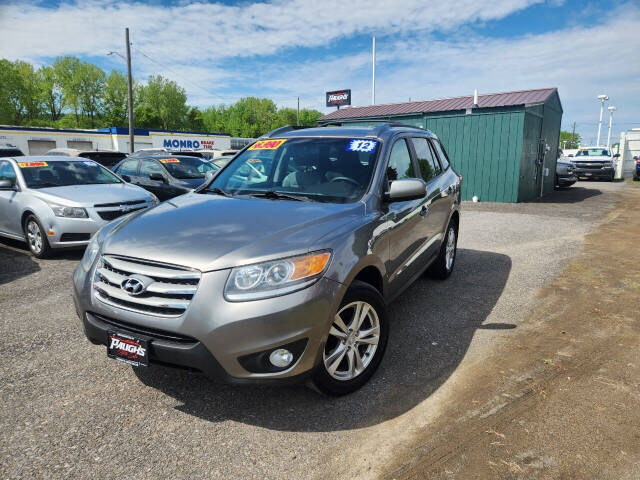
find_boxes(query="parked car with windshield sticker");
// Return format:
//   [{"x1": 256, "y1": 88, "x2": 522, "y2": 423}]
[
  {"x1": 73, "y1": 124, "x2": 461, "y2": 396},
  {"x1": 0, "y1": 156, "x2": 157, "y2": 258},
  {"x1": 112, "y1": 154, "x2": 217, "y2": 200}
]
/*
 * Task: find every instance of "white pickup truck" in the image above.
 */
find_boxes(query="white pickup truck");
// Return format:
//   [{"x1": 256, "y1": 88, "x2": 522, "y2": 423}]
[{"x1": 571, "y1": 147, "x2": 620, "y2": 181}]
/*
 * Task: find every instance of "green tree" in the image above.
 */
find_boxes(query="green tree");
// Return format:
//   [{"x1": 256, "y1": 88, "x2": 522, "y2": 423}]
[
  {"x1": 559, "y1": 130, "x2": 582, "y2": 149},
  {"x1": 102, "y1": 70, "x2": 128, "y2": 126},
  {"x1": 185, "y1": 106, "x2": 204, "y2": 131},
  {"x1": 141, "y1": 75, "x2": 188, "y2": 130},
  {"x1": 0, "y1": 60, "x2": 41, "y2": 124},
  {"x1": 78, "y1": 63, "x2": 106, "y2": 127},
  {"x1": 37, "y1": 65, "x2": 65, "y2": 122},
  {"x1": 54, "y1": 56, "x2": 83, "y2": 126}
]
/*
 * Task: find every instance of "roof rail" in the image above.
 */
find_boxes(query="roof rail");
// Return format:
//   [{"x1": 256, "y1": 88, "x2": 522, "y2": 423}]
[
  {"x1": 260, "y1": 125, "x2": 310, "y2": 138},
  {"x1": 370, "y1": 122, "x2": 427, "y2": 136}
]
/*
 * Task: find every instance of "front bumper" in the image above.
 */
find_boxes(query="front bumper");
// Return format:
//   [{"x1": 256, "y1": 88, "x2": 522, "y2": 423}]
[
  {"x1": 574, "y1": 166, "x2": 614, "y2": 180},
  {"x1": 557, "y1": 173, "x2": 577, "y2": 186},
  {"x1": 73, "y1": 262, "x2": 344, "y2": 382}
]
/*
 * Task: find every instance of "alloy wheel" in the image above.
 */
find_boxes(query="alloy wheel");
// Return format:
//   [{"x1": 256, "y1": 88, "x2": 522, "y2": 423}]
[
  {"x1": 323, "y1": 301, "x2": 380, "y2": 381},
  {"x1": 26, "y1": 220, "x2": 43, "y2": 254},
  {"x1": 445, "y1": 227, "x2": 456, "y2": 271}
]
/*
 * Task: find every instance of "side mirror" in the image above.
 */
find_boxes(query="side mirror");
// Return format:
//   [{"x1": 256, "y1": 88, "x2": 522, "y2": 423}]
[
  {"x1": 385, "y1": 179, "x2": 426, "y2": 202},
  {"x1": 613, "y1": 153, "x2": 620, "y2": 158},
  {"x1": 121, "y1": 174, "x2": 131, "y2": 183},
  {"x1": 149, "y1": 172, "x2": 166, "y2": 183},
  {"x1": 0, "y1": 179, "x2": 17, "y2": 191},
  {"x1": 204, "y1": 170, "x2": 215, "y2": 183}
]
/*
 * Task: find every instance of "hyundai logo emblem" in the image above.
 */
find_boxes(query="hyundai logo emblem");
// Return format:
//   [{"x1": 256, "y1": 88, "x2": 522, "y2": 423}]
[{"x1": 120, "y1": 275, "x2": 150, "y2": 296}]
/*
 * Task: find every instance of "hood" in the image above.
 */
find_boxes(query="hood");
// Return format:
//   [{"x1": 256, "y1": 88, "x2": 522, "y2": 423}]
[
  {"x1": 178, "y1": 178, "x2": 206, "y2": 189},
  {"x1": 103, "y1": 193, "x2": 364, "y2": 271},
  {"x1": 32, "y1": 183, "x2": 154, "y2": 207},
  {"x1": 573, "y1": 156, "x2": 610, "y2": 162}
]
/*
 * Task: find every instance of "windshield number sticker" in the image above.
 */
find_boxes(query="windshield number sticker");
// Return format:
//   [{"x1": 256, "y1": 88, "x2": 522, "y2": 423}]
[
  {"x1": 347, "y1": 139, "x2": 378, "y2": 153},
  {"x1": 160, "y1": 158, "x2": 180, "y2": 163},
  {"x1": 18, "y1": 161, "x2": 48, "y2": 168},
  {"x1": 249, "y1": 139, "x2": 286, "y2": 150}
]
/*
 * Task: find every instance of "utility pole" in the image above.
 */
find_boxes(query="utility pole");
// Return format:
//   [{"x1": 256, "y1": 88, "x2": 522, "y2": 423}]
[
  {"x1": 371, "y1": 36, "x2": 376, "y2": 105},
  {"x1": 125, "y1": 28, "x2": 135, "y2": 154},
  {"x1": 571, "y1": 121, "x2": 576, "y2": 148},
  {"x1": 607, "y1": 106, "x2": 616, "y2": 147},
  {"x1": 596, "y1": 94, "x2": 608, "y2": 146},
  {"x1": 296, "y1": 97, "x2": 300, "y2": 126}
]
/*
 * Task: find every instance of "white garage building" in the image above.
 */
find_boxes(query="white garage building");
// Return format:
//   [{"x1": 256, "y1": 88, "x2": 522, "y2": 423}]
[
  {"x1": 618, "y1": 128, "x2": 640, "y2": 178},
  {"x1": 0, "y1": 125, "x2": 231, "y2": 155}
]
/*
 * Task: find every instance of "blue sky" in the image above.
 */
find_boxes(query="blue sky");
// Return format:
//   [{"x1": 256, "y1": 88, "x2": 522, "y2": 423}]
[{"x1": 1, "y1": 0, "x2": 639, "y2": 143}]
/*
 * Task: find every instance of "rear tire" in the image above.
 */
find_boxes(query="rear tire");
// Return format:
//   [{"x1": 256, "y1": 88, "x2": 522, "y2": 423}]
[
  {"x1": 23, "y1": 215, "x2": 52, "y2": 259},
  {"x1": 310, "y1": 281, "x2": 388, "y2": 396},
  {"x1": 427, "y1": 221, "x2": 458, "y2": 280}
]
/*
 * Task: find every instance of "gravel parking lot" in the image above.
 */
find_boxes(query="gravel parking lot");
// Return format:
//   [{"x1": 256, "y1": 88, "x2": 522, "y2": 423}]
[{"x1": 1, "y1": 181, "x2": 637, "y2": 479}]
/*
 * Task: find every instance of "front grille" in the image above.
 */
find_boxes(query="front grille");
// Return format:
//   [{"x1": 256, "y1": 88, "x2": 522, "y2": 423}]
[
  {"x1": 92, "y1": 255, "x2": 201, "y2": 317},
  {"x1": 94, "y1": 199, "x2": 147, "y2": 208},
  {"x1": 97, "y1": 207, "x2": 145, "y2": 221},
  {"x1": 574, "y1": 162, "x2": 606, "y2": 170},
  {"x1": 60, "y1": 233, "x2": 91, "y2": 242},
  {"x1": 89, "y1": 312, "x2": 197, "y2": 343}
]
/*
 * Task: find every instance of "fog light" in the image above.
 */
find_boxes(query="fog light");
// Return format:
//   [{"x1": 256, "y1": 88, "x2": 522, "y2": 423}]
[{"x1": 269, "y1": 349, "x2": 293, "y2": 368}]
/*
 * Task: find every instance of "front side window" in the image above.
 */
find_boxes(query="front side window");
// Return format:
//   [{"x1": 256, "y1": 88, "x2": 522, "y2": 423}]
[
  {"x1": 117, "y1": 160, "x2": 139, "y2": 176},
  {"x1": 387, "y1": 139, "x2": 416, "y2": 181},
  {"x1": 18, "y1": 160, "x2": 121, "y2": 188},
  {"x1": 140, "y1": 159, "x2": 165, "y2": 177},
  {"x1": 206, "y1": 137, "x2": 381, "y2": 203},
  {"x1": 0, "y1": 160, "x2": 17, "y2": 183},
  {"x1": 411, "y1": 138, "x2": 441, "y2": 182}
]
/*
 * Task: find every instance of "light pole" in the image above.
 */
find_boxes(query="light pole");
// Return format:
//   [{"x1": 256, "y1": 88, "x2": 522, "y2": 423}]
[
  {"x1": 107, "y1": 27, "x2": 135, "y2": 154},
  {"x1": 606, "y1": 106, "x2": 616, "y2": 148},
  {"x1": 596, "y1": 94, "x2": 609, "y2": 146},
  {"x1": 371, "y1": 36, "x2": 376, "y2": 105}
]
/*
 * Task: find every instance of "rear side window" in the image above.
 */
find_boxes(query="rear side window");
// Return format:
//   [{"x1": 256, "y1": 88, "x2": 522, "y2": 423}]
[
  {"x1": 411, "y1": 138, "x2": 441, "y2": 182},
  {"x1": 0, "y1": 149, "x2": 24, "y2": 157},
  {"x1": 0, "y1": 160, "x2": 17, "y2": 182},
  {"x1": 117, "y1": 160, "x2": 139, "y2": 176},
  {"x1": 81, "y1": 152, "x2": 126, "y2": 168},
  {"x1": 387, "y1": 139, "x2": 416, "y2": 181},
  {"x1": 430, "y1": 140, "x2": 450, "y2": 170}
]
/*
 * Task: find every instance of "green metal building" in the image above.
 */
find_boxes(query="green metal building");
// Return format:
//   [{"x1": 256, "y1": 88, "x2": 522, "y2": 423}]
[{"x1": 318, "y1": 88, "x2": 563, "y2": 202}]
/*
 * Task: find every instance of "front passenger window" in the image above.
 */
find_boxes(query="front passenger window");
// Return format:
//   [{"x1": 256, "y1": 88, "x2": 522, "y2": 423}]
[{"x1": 387, "y1": 139, "x2": 416, "y2": 181}]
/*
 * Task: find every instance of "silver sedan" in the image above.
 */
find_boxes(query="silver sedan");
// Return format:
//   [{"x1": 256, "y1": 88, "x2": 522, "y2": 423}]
[{"x1": 0, "y1": 156, "x2": 158, "y2": 258}]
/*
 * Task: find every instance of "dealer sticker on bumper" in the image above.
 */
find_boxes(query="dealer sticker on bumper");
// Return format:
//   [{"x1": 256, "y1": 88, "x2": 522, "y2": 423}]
[{"x1": 107, "y1": 331, "x2": 149, "y2": 367}]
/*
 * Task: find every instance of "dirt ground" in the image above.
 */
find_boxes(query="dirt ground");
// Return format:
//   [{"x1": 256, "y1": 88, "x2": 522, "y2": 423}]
[{"x1": 381, "y1": 184, "x2": 640, "y2": 479}]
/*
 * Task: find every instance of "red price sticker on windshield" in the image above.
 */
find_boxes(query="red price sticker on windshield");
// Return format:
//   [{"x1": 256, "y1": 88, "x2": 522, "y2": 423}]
[
  {"x1": 159, "y1": 158, "x2": 180, "y2": 163},
  {"x1": 249, "y1": 139, "x2": 286, "y2": 150},
  {"x1": 18, "y1": 161, "x2": 48, "y2": 168}
]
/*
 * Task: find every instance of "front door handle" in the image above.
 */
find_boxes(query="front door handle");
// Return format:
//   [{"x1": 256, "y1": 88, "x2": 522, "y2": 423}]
[{"x1": 420, "y1": 205, "x2": 428, "y2": 217}]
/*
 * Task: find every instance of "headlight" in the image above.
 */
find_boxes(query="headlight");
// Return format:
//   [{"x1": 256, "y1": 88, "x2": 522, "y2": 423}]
[
  {"x1": 224, "y1": 250, "x2": 332, "y2": 301},
  {"x1": 48, "y1": 202, "x2": 88, "y2": 218},
  {"x1": 81, "y1": 235, "x2": 101, "y2": 272}
]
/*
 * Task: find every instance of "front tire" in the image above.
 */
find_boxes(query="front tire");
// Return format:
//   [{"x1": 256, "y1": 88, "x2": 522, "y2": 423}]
[
  {"x1": 310, "y1": 281, "x2": 389, "y2": 396},
  {"x1": 23, "y1": 215, "x2": 52, "y2": 259},
  {"x1": 427, "y1": 221, "x2": 458, "y2": 280}
]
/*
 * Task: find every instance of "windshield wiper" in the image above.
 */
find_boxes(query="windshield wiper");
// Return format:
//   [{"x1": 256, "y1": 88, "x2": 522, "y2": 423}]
[
  {"x1": 248, "y1": 190, "x2": 311, "y2": 202},
  {"x1": 206, "y1": 187, "x2": 230, "y2": 197}
]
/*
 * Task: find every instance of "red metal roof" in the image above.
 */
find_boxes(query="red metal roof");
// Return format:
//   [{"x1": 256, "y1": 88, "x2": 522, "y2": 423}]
[{"x1": 319, "y1": 87, "x2": 558, "y2": 121}]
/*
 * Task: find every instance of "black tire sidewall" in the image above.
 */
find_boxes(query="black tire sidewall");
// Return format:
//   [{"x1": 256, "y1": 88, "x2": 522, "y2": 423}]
[
  {"x1": 312, "y1": 281, "x2": 389, "y2": 396},
  {"x1": 23, "y1": 215, "x2": 51, "y2": 258}
]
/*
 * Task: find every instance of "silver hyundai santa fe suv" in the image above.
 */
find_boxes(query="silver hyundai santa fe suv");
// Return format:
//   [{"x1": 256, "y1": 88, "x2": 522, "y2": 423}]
[{"x1": 73, "y1": 124, "x2": 461, "y2": 395}]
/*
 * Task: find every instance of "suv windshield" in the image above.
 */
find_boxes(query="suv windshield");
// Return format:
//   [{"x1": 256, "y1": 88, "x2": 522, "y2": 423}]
[
  {"x1": 18, "y1": 160, "x2": 122, "y2": 188},
  {"x1": 157, "y1": 156, "x2": 216, "y2": 179},
  {"x1": 576, "y1": 148, "x2": 611, "y2": 157},
  {"x1": 205, "y1": 137, "x2": 380, "y2": 203}
]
